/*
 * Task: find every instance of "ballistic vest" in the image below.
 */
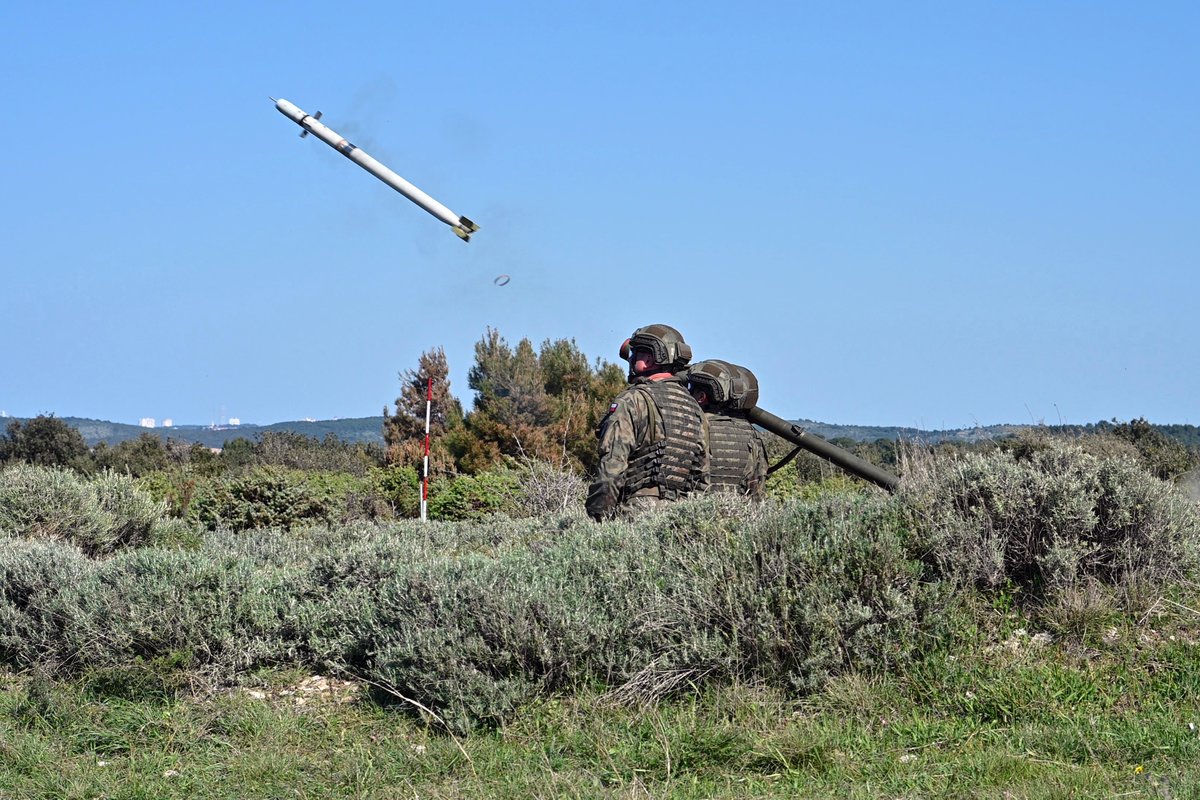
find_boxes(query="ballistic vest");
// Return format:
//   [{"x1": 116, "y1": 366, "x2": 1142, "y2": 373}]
[
  {"x1": 706, "y1": 412, "x2": 761, "y2": 492},
  {"x1": 621, "y1": 379, "x2": 707, "y2": 500}
]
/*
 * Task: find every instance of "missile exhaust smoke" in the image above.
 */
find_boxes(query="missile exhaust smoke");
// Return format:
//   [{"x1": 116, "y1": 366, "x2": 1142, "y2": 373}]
[{"x1": 272, "y1": 98, "x2": 479, "y2": 242}]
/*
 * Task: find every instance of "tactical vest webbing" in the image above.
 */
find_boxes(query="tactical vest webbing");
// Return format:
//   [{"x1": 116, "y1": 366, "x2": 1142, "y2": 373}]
[
  {"x1": 706, "y1": 412, "x2": 759, "y2": 491},
  {"x1": 622, "y1": 380, "x2": 706, "y2": 500}
]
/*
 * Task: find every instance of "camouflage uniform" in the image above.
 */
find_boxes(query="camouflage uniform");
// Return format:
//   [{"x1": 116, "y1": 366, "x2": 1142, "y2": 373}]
[{"x1": 586, "y1": 374, "x2": 710, "y2": 520}]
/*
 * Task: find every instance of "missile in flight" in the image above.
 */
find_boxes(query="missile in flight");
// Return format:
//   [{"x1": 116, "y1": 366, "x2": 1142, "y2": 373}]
[{"x1": 272, "y1": 98, "x2": 479, "y2": 242}]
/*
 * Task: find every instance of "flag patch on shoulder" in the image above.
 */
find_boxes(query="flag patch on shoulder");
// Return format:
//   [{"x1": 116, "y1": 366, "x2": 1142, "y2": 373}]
[{"x1": 608, "y1": 402, "x2": 619, "y2": 414}]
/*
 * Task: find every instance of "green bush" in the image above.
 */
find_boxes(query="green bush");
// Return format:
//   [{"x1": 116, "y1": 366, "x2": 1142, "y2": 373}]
[
  {"x1": 91, "y1": 433, "x2": 170, "y2": 477},
  {"x1": 244, "y1": 431, "x2": 384, "y2": 476},
  {"x1": 428, "y1": 470, "x2": 522, "y2": 520},
  {"x1": 187, "y1": 467, "x2": 399, "y2": 532},
  {"x1": 303, "y1": 470, "x2": 387, "y2": 523},
  {"x1": 190, "y1": 467, "x2": 336, "y2": 531},
  {"x1": 137, "y1": 467, "x2": 205, "y2": 518},
  {"x1": 372, "y1": 465, "x2": 421, "y2": 518}
]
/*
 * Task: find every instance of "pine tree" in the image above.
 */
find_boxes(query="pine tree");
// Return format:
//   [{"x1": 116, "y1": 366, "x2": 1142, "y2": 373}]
[
  {"x1": 383, "y1": 347, "x2": 463, "y2": 473},
  {"x1": 458, "y1": 329, "x2": 626, "y2": 473}
]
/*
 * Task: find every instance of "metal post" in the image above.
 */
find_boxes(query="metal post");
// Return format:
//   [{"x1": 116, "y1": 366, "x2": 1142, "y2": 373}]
[{"x1": 421, "y1": 377, "x2": 432, "y2": 522}]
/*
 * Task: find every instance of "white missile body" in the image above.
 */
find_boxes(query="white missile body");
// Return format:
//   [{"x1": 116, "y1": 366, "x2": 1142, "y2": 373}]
[{"x1": 273, "y1": 98, "x2": 479, "y2": 242}]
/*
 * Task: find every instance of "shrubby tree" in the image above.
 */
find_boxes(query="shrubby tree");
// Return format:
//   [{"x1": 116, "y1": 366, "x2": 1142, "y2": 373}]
[
  {"x1": 1107, "y1": 417, "x2": 1195, "y2": 480},
  {"x1": 540, "y1": 338, "x2": 627, "y2": 473},
  {"x1": 220, "y1": 437, "x2": 256, "y2": 470},
  {"x1": 383, "y1": 346, "x2": 464, "y2": 475},
  {"x1": 0, "y1": 415, "x2": 91, "y2": 471},
  {"x1": 183, "y1": 441, "x2": 224, "y2": 476},
  {"x1": 252, "y1": 430, "x2": 382, "y2": 476},
  {"x1": 457, "y1": 330, "x2": 552, "y2": 472},
  {"x1": 92, "y1": 433, "x2": 169, "y2": 477},
  {"x1": 453, "y1": 329, "x2": 626, "y2": 474}
]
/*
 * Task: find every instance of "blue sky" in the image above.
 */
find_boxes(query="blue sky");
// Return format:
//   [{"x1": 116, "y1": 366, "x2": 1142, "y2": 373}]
[{"x1": 2, "y1": 2, "x2": 1196, "y2": 429}]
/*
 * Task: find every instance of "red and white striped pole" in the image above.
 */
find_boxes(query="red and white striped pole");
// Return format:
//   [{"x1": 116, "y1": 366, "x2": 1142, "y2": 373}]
[{"x1": 420, "y1": 376, "x2": 432, "y2": 522}]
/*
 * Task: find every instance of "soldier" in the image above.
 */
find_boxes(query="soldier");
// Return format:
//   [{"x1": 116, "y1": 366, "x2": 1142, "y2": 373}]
[
  {"x1": 585, "y1": 324, "x2": 710, "y2": 521},
  {"x1": 686, "y1": 360, "x2": 769, "y2": 497}
]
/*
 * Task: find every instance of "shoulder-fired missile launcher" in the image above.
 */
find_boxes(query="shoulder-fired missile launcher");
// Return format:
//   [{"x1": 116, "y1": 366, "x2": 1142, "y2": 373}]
[{"x1": 687, "y1": 360, "x2": 900, "y2": 492}]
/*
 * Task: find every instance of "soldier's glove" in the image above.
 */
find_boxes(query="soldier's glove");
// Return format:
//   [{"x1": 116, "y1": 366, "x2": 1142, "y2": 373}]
[{"x1": 585, "y1": 482, "x2": 618, "y2": 521}]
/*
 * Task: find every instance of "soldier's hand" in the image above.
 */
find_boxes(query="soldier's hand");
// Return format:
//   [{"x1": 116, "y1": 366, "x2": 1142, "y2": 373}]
[{"x1": 585, "y1": 483, "x2": 618, "y2": 521}]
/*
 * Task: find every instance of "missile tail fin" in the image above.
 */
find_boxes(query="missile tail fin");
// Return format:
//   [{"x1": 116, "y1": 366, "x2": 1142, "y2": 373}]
[{"x1": 452, "y1": 216, "x2": 479, "y2": 242}]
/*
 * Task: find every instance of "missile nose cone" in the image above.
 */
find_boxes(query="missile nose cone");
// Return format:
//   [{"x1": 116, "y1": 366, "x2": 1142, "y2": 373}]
[{"x1": 274, "y1": 98, "x2": 306, "y2": 123}]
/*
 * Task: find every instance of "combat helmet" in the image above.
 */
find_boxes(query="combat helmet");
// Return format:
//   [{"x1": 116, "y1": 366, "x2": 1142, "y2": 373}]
[
  {"x1": 687, "y1": 359, "x2": 760, "y2": 411},
  {"x1": 619, "y1": 324, "x2": 693, "y2": 373}
]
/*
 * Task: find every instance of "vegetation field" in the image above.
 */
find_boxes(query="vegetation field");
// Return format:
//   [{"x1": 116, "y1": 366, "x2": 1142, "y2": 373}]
[
  {"x1": 3, "y1": 588, "x2": 1199, "y2": 799},
  {"x1": 3, "y1": 368, "x2": 1200, "y2": 797}
]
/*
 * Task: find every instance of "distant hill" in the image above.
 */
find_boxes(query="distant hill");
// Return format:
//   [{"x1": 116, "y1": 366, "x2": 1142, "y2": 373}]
[
  {"x1": 789, "y1": 419, "x2": 1032, "y2": 445},
  {"x1": 4, "y1": 417, "x2": 388, "y2": 449},
  {"x1": 5, "y1": 415, "x2": 1197, "y2": 450}
]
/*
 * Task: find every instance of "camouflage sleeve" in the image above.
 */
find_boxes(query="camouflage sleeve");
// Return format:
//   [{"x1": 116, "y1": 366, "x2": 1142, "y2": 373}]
[
  {"x1": 744, "y1": 431, "x2": 769, "y2": 497},
  {"x1": 586, "y1": 391, "x2": 644, "y2": 519},
  {"x1": 697, "y1": 410, "x2": 712, "y2": 492}
]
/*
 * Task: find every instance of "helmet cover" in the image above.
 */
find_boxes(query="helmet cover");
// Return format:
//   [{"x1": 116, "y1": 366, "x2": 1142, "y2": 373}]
[
  {"x1": 687, "y1": 359, "x2": 759, "y2": 410},
  {"x1": 625, "y1": 324, "x2": 692, "y2": 372}
]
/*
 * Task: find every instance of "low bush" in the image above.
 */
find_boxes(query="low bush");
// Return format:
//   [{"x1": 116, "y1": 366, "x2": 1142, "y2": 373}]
[
  {"x1": 52, "y1": 547, "x2": 308, "y2": 677},
  {"x1": 508, "y1": 459, "x2": 587, "y2": 517},
  {"x1": 0, "y1": 538, "x2": 90, "y2": 666},
  {"x1": 900, "y1": 440, "x2": 1200, "y2": 599},
  {"x1": 247, "y1": 431, "x2": 384, "y2": 476},
  {"x1": 306, "y1": 494, "x2": 942, "y2": 731},
  {"x1": 372, "y1": 465, "x2": 421, "y2": 518},
  {"x1": 190, "y1": 467, "x2": 336, "y2": 531},
  {"x1": 0, "y1": 464, "x2": 184, "y2": 554},
  {"x1": 428, "y1": 470, "x2": 522, "y2": 521}
]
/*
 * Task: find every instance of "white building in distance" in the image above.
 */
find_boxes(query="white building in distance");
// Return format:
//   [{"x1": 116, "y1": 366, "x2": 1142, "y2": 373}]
[
  {"x1": 162, "y1": 419, "x2": 173, "y2": 428},
  {"x1": 139, "y1": 418, "x2": 156, "y2": 428}
]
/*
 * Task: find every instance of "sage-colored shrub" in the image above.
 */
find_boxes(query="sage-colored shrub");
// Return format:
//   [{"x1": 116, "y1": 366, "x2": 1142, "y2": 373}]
[
  {"x1": 0, "y1": 538, "x2": 90, "y2": 666},
  {"x1": 631, "y1": 494, "x2": 943, "y2": 694},
  {"x1": 0, "y1": 464, "x2": 182, "y2": 554},
  {"x1": 50, "y1": 546, "x2": 308, "y2": 675},
  {"x1": 359, "y1": 517, "x2": 661, "y2": 731},
  {"x1": 900, "y1": 441, "x2": 1200, "y2": 596},
  {"x1": 6, "y1": 442, "x2": 1197, "y2": 732},
  {"x1": 324, "y1": 496, "x2": 940, "y2": 731}
]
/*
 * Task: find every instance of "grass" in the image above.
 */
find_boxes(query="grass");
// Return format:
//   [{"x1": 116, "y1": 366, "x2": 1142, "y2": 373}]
[
  {"x1": 4, "y1": 446, "x2": 1200, "y2": 797},
  {"x1": 3, "y1": 595, "x2": 1199, "y2": 799}
]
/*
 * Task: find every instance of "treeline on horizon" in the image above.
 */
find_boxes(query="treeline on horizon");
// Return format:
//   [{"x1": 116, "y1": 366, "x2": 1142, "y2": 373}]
[
  {"x1": 2, "y1": 326, "x2": 1199, "y2": 529},
  {"x1": 7, "y1": 325, "x2": 1200, "y2": 454}
]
